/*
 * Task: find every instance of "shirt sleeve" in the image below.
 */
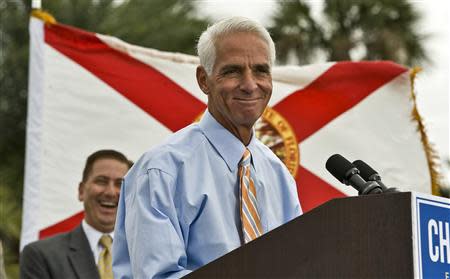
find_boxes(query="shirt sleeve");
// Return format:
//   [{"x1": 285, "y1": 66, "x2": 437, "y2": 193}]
[
  {"x1": 287, "y1": 172, "x2": 303, "y2": 217},
  {"x1": 113, "y1": 168, "x2": 191, "y2": 279},
  {"x1": 112, "y1": 177, "x2": 132, "y2": 279}
]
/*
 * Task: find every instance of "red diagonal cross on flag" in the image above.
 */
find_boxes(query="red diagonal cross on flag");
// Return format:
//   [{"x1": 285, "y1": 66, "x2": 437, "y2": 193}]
[
  {"x1": 23, "y1": 18, "x2": 430, "y2": 246},
  {"x1": 273, "y1": 62, "x2": 407, "y2": 210},
  {"x1": 44, "y1": 22, "x2": 406, "y2": 212}
]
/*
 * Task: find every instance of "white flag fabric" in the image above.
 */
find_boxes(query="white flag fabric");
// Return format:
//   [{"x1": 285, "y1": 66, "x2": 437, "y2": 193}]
[{"x1": 21, "y1": 14, "x2": 438, "y2": 249}]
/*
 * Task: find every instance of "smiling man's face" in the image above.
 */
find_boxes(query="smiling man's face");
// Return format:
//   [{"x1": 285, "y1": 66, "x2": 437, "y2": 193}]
[
  {"x1": 78, "y1": 158, "x2": 129, "y2": 233},
  {"x1": 199, "y1": 32, "x2": 272, "y2": 138}
]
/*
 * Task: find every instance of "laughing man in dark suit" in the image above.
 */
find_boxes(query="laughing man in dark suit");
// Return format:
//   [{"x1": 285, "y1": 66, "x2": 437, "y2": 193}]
[{"x1": 20, "y1": 150, "x2": 132, "y2": 279}]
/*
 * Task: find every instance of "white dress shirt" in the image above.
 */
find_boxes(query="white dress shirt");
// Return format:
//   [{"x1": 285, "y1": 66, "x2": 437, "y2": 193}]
[{"x1": 82, "y1": 220, "x2": 114, "y2": 264}]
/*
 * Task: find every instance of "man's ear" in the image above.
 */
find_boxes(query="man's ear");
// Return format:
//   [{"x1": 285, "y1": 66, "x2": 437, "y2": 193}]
[
  {"x1": 78, "y1": 182, "x2": 84, "y2": 202},
  {"x1": 196, "y1": 66, "x2": 209, "y2": 95}
]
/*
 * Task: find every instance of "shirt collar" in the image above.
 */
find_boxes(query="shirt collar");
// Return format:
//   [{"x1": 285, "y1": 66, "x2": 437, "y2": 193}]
[
  {"x1": 246, "y1": 135, "x2": 261, "y2": 173},
  {"x1": 198, "y1": 110, "x2": 262, "y2": 173},
  {"x1": 82, "y1": 219, "x2": 114, "y2": 250},
  {"x1": 198, "y1": 110, "x2": 249, "y2": 172}
]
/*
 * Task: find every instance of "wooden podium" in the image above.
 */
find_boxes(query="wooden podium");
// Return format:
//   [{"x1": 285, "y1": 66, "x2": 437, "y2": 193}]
[{"x1": 186, "y1": 192, "x2": 450, "y2": 278}]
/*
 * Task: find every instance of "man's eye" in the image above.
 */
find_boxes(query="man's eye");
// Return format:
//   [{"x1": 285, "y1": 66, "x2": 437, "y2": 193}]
[
  {"x1": 115, "y1": 179, "x2": 123, "y2": 188},
  {"x1": 255, "y1": 66, "x2": 270, "y2": 75},
  {"x1": 222, "y1": 69, "x2": 236, "y2": 75},
  {"x1": 221, "y1": 67, "x2": 240, "y2": 75},
  {"x1": 95, "y1": 179, "x2": 108, "y2": 185}
]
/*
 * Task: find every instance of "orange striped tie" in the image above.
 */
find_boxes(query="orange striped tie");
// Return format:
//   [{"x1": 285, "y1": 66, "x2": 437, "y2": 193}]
[{"x1": 239, "y1": 148, "x2": 263, "y2": 243}]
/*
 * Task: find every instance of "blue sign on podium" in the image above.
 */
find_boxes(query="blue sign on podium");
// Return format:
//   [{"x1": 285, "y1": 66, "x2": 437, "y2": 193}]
[{"x1": 414, "y1": 193, "x2": 450, "y2": 279}]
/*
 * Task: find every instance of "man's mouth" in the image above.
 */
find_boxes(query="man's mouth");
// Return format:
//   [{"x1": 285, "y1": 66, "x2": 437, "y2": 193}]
[
  {"x1": 234, "y1": 98, "x2": 262, "y2": 104},
  {"x1": 99, "y1": 200, "x2": 118, "y2": 209}
]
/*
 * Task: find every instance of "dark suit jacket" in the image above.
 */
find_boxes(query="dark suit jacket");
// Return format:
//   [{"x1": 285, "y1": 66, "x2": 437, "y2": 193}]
[{"x1": 20, "y1": 225, "x2": 100, "y2": 279}]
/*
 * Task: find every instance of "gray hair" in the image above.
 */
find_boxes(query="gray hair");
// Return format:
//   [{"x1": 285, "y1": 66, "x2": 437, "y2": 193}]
[{"x1": 197, "y1": 16, "x2": 276, "y2": 75}]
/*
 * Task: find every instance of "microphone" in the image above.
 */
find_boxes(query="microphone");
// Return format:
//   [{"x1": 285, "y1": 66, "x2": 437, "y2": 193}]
[
  {"x1": 325, "y1": 154, "x2": 383, "y2": 195},
  {"x1": 352, "y1": 160, "x2": 399, "y2": 193}
]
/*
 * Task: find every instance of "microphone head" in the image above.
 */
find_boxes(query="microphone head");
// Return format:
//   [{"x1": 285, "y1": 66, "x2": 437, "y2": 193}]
[
  {"x1": 353, "y1": 160, "x2": 378, "y2": 180},
  {"x1": 326, "y1": 154, "x2": 356, "y2": 183}
]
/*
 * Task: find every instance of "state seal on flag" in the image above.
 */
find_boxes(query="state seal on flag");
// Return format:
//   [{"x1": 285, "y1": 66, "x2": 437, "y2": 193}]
[{"x1": 255, "y1": 107, "x2": 299, "y2": 178}]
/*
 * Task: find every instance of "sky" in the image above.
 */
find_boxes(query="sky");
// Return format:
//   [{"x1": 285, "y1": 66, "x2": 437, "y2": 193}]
[{"x1": 196, "y1": 0, "x2": 450, "y2": 182}]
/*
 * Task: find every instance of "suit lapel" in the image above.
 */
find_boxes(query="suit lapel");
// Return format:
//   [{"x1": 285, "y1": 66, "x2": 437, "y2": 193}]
[{"x1": 68, "y1": 226, "x2": 100, "y2": 279}]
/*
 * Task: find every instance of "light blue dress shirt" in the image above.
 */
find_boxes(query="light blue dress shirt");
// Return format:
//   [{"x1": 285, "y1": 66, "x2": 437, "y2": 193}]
[{"x1": 112, "y1": 111, "x2": 302, "y2": 279}]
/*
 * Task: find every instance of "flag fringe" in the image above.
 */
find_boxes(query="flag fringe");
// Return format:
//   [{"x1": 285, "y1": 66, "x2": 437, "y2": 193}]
[
  {"x1": 409, "y1": 67, "x2": 443, "y2": 196},
  {"x1": 31, "y1": 9, "x2": 56, "y2": 24}
]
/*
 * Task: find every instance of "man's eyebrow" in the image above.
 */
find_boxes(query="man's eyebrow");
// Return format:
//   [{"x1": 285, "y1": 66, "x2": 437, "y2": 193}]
[
  {"x1": 220, "y1": 63, "x2": 271, "y2": 72},
  {"x1": 220, "y1": 64, "x2": 242, "y2": 72},
  {"x1": 253, "y1": 63, "x2": 270, "y2": 69},
  {"x1": 93, "y1": 175, "x2": 124, "y2": 181},
  {"x1": 93, "y1": 175, "x2": 109, "y2": 180}
]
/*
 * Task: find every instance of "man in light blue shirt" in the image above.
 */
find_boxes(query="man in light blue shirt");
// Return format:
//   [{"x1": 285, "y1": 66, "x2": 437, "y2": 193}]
[{"x1": 112, "y1": 16, "x2": 302, "y2": 278}]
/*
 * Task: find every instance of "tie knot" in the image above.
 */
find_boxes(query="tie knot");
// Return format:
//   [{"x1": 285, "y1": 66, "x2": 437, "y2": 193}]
[
  {"x1": 99, "y1": 235, "x2": 112, "y2": 249},
  {"x1": 240, "y1": 148, "x2": 251, "y2": 167}
]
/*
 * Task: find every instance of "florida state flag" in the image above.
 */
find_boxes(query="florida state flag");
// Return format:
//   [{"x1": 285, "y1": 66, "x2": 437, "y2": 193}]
[{"x1": 21, "y1": 12, "x2": 439, "y2": 249}]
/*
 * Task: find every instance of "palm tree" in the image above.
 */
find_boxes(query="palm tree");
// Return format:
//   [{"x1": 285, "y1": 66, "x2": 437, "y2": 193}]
[
  {"x1": 269, "y1": 0, "x2": 428, "y2": 66},
  {"x1": 269, "y1": 0, "x2": 324, "y2": 65}
]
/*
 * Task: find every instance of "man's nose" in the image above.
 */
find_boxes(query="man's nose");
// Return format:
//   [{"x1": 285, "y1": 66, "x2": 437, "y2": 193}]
[
  {"x1": 104, "y1": 182, "x2": 119, "y2": 196},
  {"x1": 240, "y1": 71, "x2": 258, "y2": 93}
]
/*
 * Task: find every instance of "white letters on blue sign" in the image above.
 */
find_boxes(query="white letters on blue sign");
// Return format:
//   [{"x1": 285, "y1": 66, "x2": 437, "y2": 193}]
[
  {"x1": 428, "y1": 219, "x2": 450, "y2": 264},
  {"x1": 429, "y1": 219, "x2": 439, "y2": 262}
]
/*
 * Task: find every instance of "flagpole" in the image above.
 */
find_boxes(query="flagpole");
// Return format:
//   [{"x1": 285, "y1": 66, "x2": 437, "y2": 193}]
[{"x1": 32, "y1": 0, "x2": 41, "y2": 9}]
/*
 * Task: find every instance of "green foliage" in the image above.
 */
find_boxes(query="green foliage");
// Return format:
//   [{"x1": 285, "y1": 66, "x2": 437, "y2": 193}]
[
  {"x1": 101, "y1": 0, "x2": 209, "y2": 55},
  {"x1": 40, "y1": 0, "x2": 116, "y2": 31},
  {"x1": 1, "y1": 186, "x2": 21, "y2": 278},
  {"x1": 270, "y1": 0, "x2": 428, "y2": 66},
  {"x1": 269, "y1": 0, "x2": 324, "y2": 64},
  {"x1": 39, "y1": 0, "x2": 209, "y2": 55},
  {"x1": 0, "y1": 0, "x2": 208, "y2": 277},
  {"x1": 0, "y1": 1, "x2": 30, "y2": 276}
]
